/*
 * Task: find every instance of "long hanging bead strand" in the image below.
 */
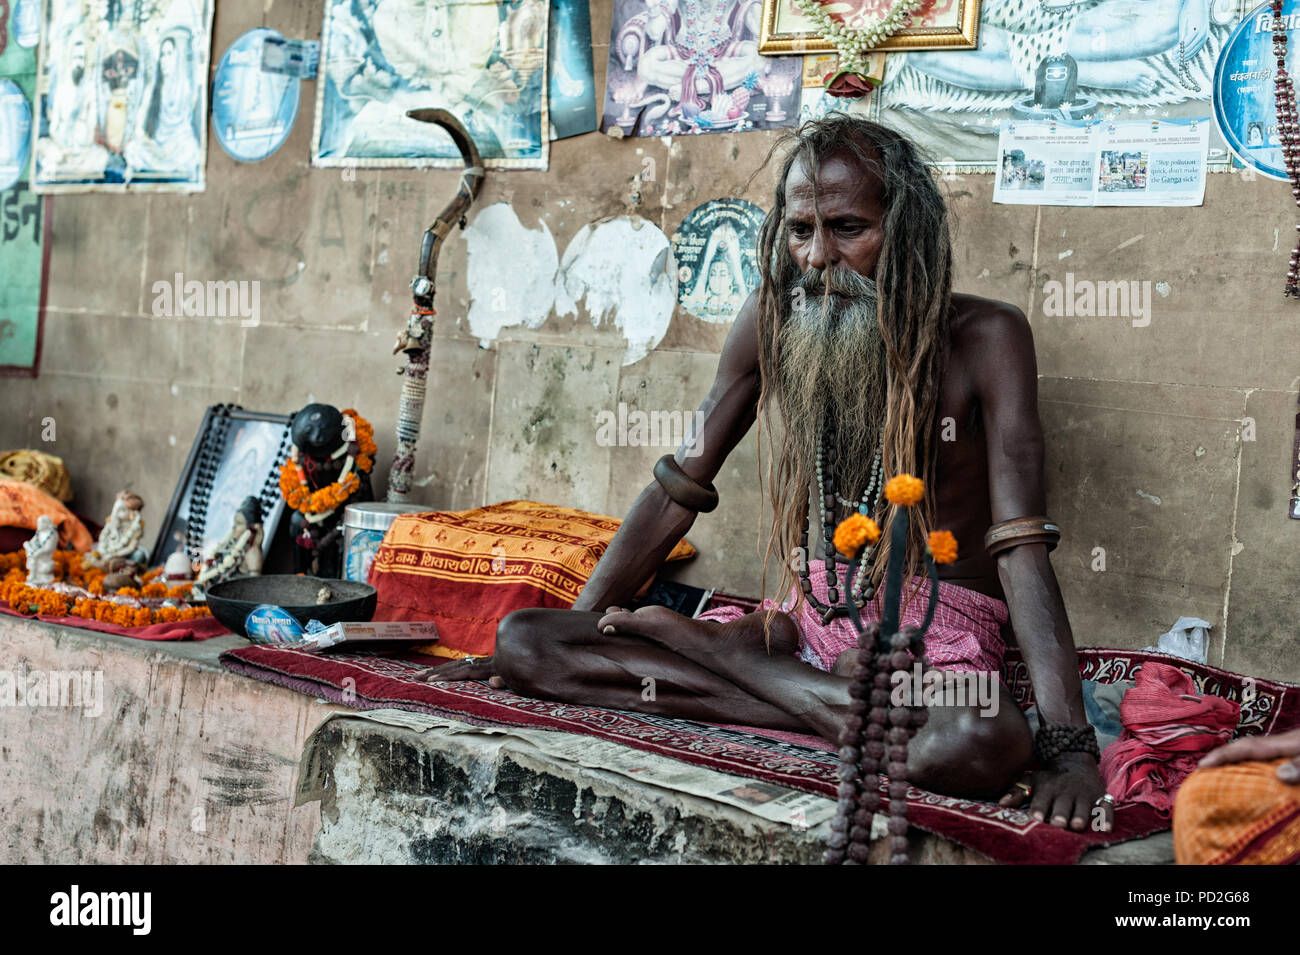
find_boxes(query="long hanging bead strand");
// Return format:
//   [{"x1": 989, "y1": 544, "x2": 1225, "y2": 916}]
[
  {"x1": 824, "y1": 622, "x2": 885, "y2": 864},
  {"x1": 1273, "y1": 0, "x2": 1300, "y2": 296}
]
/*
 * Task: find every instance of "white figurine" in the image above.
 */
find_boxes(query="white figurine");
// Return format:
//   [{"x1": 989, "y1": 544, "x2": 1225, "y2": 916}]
[
  {"x1": 85, "y1": 491, "x2": 145, "y2": 569},
  {"x1": 23, "y1": 515, "x2": 58, "y2": 587}
]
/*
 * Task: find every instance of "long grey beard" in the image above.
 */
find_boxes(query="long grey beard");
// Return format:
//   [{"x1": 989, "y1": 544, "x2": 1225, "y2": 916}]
[{"x1": 774, "y1": 268, "x2": 887, "y2": 511}]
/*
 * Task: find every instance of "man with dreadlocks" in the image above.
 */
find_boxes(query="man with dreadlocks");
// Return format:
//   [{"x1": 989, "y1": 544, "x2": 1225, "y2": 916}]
[{"x1": 422, "y1": 115, "x2": 1107, "y2": 831}]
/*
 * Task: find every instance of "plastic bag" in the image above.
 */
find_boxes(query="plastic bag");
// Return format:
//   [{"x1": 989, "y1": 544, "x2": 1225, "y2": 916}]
[{"x1": 1142, "y1": 616, "x2": 1211, "y2": 664}]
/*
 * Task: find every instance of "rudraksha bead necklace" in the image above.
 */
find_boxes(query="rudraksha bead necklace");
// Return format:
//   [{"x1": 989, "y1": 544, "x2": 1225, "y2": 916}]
[{"x1": 800, "y1": 421, "x2": 884, "y2": 624}]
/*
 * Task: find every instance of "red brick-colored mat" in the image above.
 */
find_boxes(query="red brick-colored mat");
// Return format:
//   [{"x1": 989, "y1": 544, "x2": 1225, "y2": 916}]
[{"x1": 219, "y1": 639, "x2": 1299, "y2": 864}]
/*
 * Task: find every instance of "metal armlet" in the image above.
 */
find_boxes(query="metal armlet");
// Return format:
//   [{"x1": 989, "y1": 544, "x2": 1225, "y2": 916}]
[
  {"x1": 653, "y1": 454, "x2": 719, "y2": 513},
  {"x1": 984, "y1": 516, "x2": 1061, "y2": 559}
]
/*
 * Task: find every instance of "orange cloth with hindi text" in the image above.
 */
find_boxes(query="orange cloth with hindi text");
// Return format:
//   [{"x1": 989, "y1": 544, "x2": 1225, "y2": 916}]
[{"x1": 368, "y1": 500, "x2": 696, "y2": 659}]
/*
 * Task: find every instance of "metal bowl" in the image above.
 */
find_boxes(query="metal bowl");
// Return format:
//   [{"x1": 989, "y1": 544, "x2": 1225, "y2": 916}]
[{"x1": 204, "y1": 575, "x2": 377, "y2": 638}]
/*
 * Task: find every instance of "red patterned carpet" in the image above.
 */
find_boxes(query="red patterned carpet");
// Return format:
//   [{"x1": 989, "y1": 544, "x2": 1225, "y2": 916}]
[{"x1": 219, "y1": 642, "x2": 1300, "y2": 864}]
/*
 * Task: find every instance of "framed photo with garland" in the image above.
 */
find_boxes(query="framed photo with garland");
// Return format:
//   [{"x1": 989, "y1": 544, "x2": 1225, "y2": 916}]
[
  {"x1": 150, "y1": 405, "x2": 294, "y2": 567},
  {"x1": 759, "y1": 0, "x2": 981, "y2": 54}
]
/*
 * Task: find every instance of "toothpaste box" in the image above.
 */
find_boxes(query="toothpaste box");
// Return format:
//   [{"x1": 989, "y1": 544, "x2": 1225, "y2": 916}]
[{"x1": 297, "y1": 620, "x2": 439, "y2": 651}]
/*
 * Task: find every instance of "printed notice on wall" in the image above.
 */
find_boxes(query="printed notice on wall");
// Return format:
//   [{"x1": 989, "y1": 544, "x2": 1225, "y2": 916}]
[{"x1": 993, "y1": 118, "x2": 1211, "y2": 208}]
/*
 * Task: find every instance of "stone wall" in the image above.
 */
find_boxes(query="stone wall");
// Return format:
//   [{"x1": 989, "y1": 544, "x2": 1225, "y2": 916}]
[{"x1": 2, "y1": 0, "x2": 1298, "y2": 681}]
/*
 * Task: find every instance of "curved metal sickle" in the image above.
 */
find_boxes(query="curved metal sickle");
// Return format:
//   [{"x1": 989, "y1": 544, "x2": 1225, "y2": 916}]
[{"x1": 405, "y1": 108, "x2": 486, "y2": 309}]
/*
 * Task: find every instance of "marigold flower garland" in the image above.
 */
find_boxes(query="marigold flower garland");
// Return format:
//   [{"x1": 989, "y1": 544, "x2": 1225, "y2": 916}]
[
  {"x1": 279, "y1": 409, "x2": 377, "y2": 515},
  {"x1": 0, "y1": 549, "x2": 207, "y2": 626}
]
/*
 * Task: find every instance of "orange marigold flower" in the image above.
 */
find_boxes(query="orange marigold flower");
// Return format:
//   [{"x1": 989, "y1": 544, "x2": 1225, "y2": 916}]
[
  {"x1": 928, "y1": 530, "x2": 959, "y2": 565},
  {"x1": 884, "y1": 474, "x2": 925, "y2": 507},
  {"x1": 833, "y1": 513, "x2": 881, "y2": 559}
]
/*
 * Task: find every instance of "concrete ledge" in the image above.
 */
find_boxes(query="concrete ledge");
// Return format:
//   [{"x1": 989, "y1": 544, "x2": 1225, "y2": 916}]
[
  {"x1": 1, "y1": 616, "x2": 1174, "y2": 864},
  {"x1": 0, "y1": 615, "x2": 339, "y2": 863}
]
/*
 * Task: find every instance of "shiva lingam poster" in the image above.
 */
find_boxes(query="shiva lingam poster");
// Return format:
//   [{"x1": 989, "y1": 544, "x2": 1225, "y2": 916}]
[
  {"x1": 33, "y1": 0, "x2": 213, "y2": 193},
  {"x1": 601, "y1": 0, "x2": 804, "y2": 137},
  {"x1": 865, "y1": 0, "x2": 1246, "y2": 171},
  {"x1": 313, "y1": 0, "x2": 549, "y2": 170}
]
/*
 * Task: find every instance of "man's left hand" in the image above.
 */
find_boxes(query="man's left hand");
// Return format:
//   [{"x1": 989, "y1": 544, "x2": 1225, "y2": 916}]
[
  {"x1": 412, "y1": 656, "x2": 507, "y2": 688},
  {"x1": 999, "y1": 751, "x2": 1108, "y2": 831}
]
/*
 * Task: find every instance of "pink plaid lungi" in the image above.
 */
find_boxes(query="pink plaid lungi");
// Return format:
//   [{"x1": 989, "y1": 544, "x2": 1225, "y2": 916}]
[{"x1": 697, "y1": 563, "x2": 1008, "y2": 675}]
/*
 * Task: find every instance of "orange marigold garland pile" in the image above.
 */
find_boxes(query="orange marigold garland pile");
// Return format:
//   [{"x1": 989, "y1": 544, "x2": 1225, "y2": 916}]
[
  {"x1": 279, "y1": 408, "x2": 377, "y2": 515},
  {"x1": 0, "y1": 549, "x2": 209, "y2": 626}
]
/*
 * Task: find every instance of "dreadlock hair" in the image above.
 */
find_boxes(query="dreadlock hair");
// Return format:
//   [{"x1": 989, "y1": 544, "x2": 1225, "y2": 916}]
[{"x1": 751, "y1": 115, "x2": 953, "y2": 619}]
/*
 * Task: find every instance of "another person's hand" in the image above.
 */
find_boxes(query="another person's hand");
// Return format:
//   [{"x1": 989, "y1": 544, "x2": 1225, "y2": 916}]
[
  {"x1": 998, "y1": 751, "x2": 1109, "y2": 832},
  {"x1": 1197, "y1": 726, "x2": 1300, "y2": 784},
  {"x1": 413, "y1": 655, "x2": 507, "y2": 689}
]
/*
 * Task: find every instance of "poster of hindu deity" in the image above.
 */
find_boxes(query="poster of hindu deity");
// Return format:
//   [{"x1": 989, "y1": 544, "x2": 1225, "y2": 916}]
[
  {"x1": 602, "y1": 0, "x2": 804, "y2": 137},
  {"x1": 868, "y1": 0, "x2": 1247, "y2": 170},
  {"x1": 313, "y1": 0, "x2": 549, "y2": 170},
  {"x1": 33, "y1": 0, "x2": 213, "y2": 193},
  {"x1": 670, "y1": 198, "x2": 766, "y2": 322}
]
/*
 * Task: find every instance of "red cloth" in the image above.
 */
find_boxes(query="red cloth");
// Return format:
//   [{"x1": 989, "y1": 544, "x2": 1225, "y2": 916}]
[
  {"x1": 1100, "y1": 661, "x2": 1240, "y2": 816},
  {"x1": 0, "y1": 602, "x2": 230, "y2": 640}
]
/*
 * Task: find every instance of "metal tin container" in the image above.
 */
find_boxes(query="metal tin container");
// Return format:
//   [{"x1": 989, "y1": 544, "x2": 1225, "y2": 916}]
[{"x1": 342, "y1": 502, "x2": 426, "y2": 583}]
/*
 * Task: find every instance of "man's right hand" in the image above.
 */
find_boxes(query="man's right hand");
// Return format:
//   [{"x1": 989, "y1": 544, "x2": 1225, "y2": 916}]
[
  {"x1": 413, "y1": 656, "x2": 506, "y2": 688},
  {"x1": 1198, "y1": 726, "x2": 1300, "y2": 784}
]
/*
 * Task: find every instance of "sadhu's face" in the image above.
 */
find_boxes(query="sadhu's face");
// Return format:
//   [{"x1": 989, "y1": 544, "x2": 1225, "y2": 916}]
[{"x1": 783, "y1": 152, "x2": 886, "y2": 281}]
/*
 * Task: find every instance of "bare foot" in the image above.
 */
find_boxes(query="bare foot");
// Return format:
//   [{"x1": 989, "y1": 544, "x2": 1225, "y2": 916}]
[{"x1": 597, "y1": 605, "x2": 800, "y2": 661}]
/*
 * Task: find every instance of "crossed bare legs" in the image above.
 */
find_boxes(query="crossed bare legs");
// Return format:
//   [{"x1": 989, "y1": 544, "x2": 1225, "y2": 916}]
[{"x1": 418, "y1": 605, "x2": 1041, "y2": 805}]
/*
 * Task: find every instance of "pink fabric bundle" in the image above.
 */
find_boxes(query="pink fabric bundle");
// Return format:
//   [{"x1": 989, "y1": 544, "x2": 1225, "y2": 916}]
[{"x1": 1100, "y1": 661, "x2": 1240, "y2": 815}]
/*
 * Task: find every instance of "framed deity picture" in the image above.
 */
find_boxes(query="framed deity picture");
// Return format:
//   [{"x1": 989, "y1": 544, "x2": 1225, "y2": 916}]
[
  {"x1": 151, "y1": 405, "x2": 293, "y2": 567},
  {"x1": 759, "y1": 0, "x2": 981, "y2": 54}
]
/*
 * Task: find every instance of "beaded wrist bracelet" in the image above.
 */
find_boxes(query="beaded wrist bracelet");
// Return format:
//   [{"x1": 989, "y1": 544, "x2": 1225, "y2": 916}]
[{"x1": 1034, "y1": 722, "x2": 1100, "y2": 763}]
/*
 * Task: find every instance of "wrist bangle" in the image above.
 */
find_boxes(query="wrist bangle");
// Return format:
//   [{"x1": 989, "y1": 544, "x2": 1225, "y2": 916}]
[{"x1": 653, "y1": 454, "x2": 719, "y2": 513}]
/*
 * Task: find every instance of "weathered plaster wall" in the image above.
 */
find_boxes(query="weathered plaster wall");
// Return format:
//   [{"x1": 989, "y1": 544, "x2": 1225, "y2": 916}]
[{"x1": 1, "y1": 0, "x2": 1298, "y2": 680}]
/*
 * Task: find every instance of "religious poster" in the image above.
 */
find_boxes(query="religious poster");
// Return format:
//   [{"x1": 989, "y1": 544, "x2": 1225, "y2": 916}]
[
  {"x1": 759, "y1": 0, "x2": 982, "y2": 53},
  {"x1": 870, "y1": 0, "x2": 1246, "y2": 171},
  {"x1": 550, "y1": 0, "x2": 598, "y2": 139},
  {"x1": 670, "y1": 198, "x2": 766, "y2": 322},
  {"x1": 313, "y1": 0, "x2": 549, "y2": 170},
  {"x1": 1213, "y1": 0, "x2": 1293, "y2": 180},
  {"x1": 211, "y1": 29, "x2": 302, "y2": 163},
  {"x1": 601, "y1": 0, "x2": 803, "y2": 137},
  {"x1": 992, "y1": 117, "x2": 1210, "y2": 206},
  {"x1": 0, "y1": 0, "x2": 46, "y2": 375},
  {"x1": 33, "y1": 0, "x2": 213, "y2": 193}
]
